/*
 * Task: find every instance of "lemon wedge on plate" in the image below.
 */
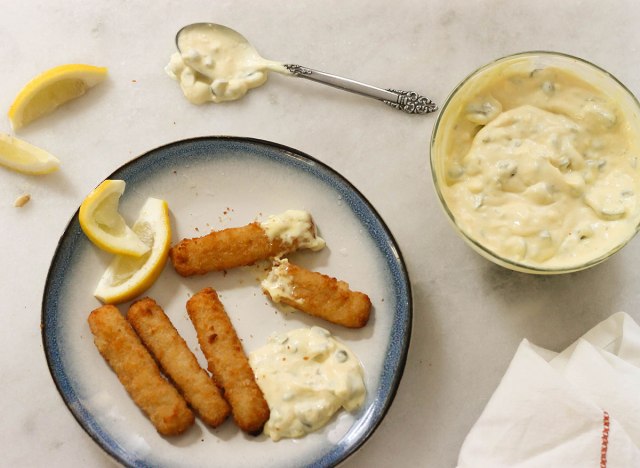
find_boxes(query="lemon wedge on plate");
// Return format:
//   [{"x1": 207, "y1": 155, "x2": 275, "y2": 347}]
[
  {"x1": 0, "y1": 133, "x2": 60, "y2": 174},
  {"x1": 94, "y1": 197, "x2": 171, "y2": 304},
  {"x1": 8, "y1": 64, "x2": 108, "y2": 130},
  {"x1": 79, "y1": 179, "x2": 150, "y2": 257}
]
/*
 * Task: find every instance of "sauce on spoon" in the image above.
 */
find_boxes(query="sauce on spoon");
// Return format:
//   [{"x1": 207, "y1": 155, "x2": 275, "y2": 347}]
[{"x1": 166, "y1": 23, "x2": 288, "y2": 104}]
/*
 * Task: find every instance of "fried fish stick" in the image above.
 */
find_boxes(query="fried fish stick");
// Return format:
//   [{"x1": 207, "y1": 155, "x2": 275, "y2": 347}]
[
  {"x1": 87, "y1": 305, "x2": 194, "y2": 436},
  {"x1": 127, "y1": 297, "x2": 230, "y2": 428},
  {"x1": 170, "y1": 210, "x2": 325, "y2": 276},
  {"x1": 186, "y1": 287, "x2": 270, "y2": 435},
  {"x1": 261, "y1": 259, "x2": 372, "y2": 328}
]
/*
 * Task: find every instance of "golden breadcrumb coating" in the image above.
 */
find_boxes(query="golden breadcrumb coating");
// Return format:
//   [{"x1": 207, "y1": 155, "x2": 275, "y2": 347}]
[
  {"x1": 127, "y1": 297, "x2": 230, "y2": 428},
  {"x1": 87, "y1": 304, "x2": 194, "y2": 436},
  {"x1": 186, "y1": 287, "x2": 270, "y2": 435}
]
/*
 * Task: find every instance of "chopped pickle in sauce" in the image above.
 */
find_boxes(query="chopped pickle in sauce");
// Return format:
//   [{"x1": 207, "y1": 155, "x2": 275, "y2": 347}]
[
  {"x1": 437, "y1": 61, "x2": 640, "y2": 270},
  {"x1": 249, "y1": 327, "x2": 365, "y2": 441}
]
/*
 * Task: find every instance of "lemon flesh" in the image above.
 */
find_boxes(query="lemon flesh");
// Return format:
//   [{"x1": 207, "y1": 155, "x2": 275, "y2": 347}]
[
  {"x1": 94, "y1": 198, "x2": 171, "y2": 304},
  {"x1": 79, "y1": 180, "x2": 150, "y2": 257},
  {"x1": 8, "y1": 64, "x2": 108, "y2": 130},
  {"x1": 0, "y1": 133, "x2": 60, "y2": 174}
]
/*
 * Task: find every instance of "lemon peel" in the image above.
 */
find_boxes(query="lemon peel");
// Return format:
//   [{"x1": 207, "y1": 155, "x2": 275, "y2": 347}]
[
  {"x1": 0, "y1": 133, "x2": 60, "y2": 174},
  {"x1": 8, "y1": 63, "x2": 108, "y2": 130},
  {"x1": 79, "y1": 180, "x2": 150, "y2": 257},
  {"x1": 94, "y1": 197, "x2": 171, "y2": 304}
]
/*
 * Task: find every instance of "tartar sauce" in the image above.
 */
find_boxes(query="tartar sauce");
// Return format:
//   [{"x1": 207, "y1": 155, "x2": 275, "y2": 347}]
[
  {"x1": 248, "y1": 327, "x2": 366, "y2": 441},
  {"x1": 436, "y1": 60, "x2": 640, "y2": 270},
  {"x1": 260, "y1": 210, "x2": 326, "y2": 251},
  {"x1": 260, "y1": 258, "x2": 299, "y2": 304},
  {"x1": 166, "y1": 23, "x2": 288, "y2": 104}
]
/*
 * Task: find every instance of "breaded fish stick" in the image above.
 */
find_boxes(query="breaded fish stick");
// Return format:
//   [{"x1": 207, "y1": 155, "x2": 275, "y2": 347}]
[
  {"x1": 87, "y1": 305, "x2": 194, "y2": 436},
  {"x1": 170, "y1": 223, "x2": 284, "y2": 276},
  {"x1": 261, "y1": 259, "x2": 372, "y2": 328},
  {"x1": 186, "y1": 287, "x2": 270, "y2": 435},
  {"x1": 127, "y1": 297, "x2": 230, "y2": 428},
  {"x1": 170, "y1": 210, "x2": 324, "y2": 276}
]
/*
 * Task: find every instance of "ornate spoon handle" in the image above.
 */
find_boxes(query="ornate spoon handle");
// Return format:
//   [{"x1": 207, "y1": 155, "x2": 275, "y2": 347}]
[{"x1": 283, "y1": 64, "x2": 437, "y2": 115}]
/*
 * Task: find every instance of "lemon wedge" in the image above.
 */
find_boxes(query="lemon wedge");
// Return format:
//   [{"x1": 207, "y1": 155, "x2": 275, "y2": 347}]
[
  {"x1": 0, "y1": 133, "x2": 60, "y2": 174},
  {"x1": 94, "y1": 197, "x2": 171, "y2": 304},
  {"x1": 79, "y1": 180, "x2": 150, "y2": 257},
  {"x1": 8, "y1": 64, "x2": 108, "y2": 130}
]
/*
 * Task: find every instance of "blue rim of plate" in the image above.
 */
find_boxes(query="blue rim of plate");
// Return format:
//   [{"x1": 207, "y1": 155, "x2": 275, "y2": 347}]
[{"x1": 41, "y1": 136, "x2": 412, "y2": 468}]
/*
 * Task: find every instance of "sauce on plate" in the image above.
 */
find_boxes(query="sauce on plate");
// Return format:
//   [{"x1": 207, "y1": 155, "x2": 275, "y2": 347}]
[{"x1": 249, "y1": 327, "x2": 366, "y2": 441}]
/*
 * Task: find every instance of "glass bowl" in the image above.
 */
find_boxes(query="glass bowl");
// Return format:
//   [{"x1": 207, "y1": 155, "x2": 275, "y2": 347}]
[{"x1": 430, "y1": 51, "x2": 640, "y2": 274}]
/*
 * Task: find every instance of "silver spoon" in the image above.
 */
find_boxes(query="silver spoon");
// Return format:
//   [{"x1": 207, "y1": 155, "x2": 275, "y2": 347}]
[{"x1": 175, "y1": 23, "x2": 437, "y2": 115}]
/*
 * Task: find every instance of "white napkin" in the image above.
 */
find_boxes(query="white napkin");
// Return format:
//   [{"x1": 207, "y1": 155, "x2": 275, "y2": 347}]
[{"x1": 457, "y1": 312, "x2": 640, "y2": 468}]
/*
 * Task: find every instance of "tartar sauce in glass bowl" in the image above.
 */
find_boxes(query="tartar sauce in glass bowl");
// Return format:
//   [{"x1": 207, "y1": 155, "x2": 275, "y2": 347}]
[{"x1": 431, "y1": 52, "x2": 640, "y2": 273}]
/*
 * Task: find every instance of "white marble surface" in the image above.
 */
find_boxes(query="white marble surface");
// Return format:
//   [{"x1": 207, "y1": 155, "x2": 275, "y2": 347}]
[{"x1": 2, "y1": 1, "x2": 640, "y2": 466}]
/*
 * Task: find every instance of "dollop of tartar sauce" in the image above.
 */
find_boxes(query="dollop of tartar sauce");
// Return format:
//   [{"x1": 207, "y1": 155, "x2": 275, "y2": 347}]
[
  {"x1": 248, "y1": 327, "x2": 366, "y2": 441},
  {"x1": 437, "y1": 62, "x2": 640, "y2": 269},
  {"x1": 261, "y1": 258, "x2": 300, "y2": 304},
  {"x1": 166, "y1": 23, "x2": 288, "y2": 104},
  {"x1": 260, "y1": 210, "x2": 326, "y2": 251}
]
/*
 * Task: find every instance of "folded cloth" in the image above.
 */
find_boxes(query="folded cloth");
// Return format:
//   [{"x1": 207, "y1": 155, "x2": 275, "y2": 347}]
[{"x1": 457, "y1": 312, "x2": 640, "y2": 468}]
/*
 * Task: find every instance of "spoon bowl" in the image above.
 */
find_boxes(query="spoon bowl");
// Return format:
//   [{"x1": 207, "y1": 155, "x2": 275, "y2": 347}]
[{"x1": 176, "y1": 23, "x2": 252, "y2": 55}]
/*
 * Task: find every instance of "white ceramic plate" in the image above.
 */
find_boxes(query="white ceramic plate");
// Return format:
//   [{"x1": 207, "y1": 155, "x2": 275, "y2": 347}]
[{"x1": 42, "y1": 137, "x2": 411, "y2": 468}]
